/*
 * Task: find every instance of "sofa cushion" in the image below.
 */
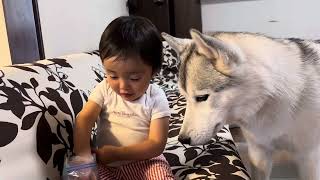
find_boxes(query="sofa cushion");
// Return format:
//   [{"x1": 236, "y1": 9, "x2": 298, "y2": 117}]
[
  {"x1": 151, "y1": 41, "x2": 179, "y2": 90},
  {"x1": 0, "y1": 53, "x2": 103, "y2": 179}
]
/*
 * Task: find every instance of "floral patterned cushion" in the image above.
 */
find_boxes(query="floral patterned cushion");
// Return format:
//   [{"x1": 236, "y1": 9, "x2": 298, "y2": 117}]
[
  {"x1": 0, "y1": 42, "x2": 249, "y2": 180},
  {"x1": 0, "y1": 53, "x2": 104, "y2": 179}
]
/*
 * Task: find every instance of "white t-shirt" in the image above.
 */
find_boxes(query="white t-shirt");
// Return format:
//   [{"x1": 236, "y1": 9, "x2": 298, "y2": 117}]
[{"x1": 89, "y1": 80, "x2": 171, "y2": 148}]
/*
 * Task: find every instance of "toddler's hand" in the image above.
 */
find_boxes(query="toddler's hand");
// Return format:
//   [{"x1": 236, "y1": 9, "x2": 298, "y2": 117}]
[
  {"x1": 92, "y1": 145, "x2": 119, "y2": 164},
  {"x1": 63, "y1": 154, "x2": 97, "y2": 180}
]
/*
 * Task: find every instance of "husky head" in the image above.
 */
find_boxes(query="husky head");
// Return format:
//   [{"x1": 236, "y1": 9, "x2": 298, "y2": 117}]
[{"x1": 162, "y1": 29, "x2": 267, "y2": 145}]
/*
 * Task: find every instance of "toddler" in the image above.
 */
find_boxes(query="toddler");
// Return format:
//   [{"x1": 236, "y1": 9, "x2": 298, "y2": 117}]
[{"x1": 73, "y1": 16, "x2": 175, "y2": 180}]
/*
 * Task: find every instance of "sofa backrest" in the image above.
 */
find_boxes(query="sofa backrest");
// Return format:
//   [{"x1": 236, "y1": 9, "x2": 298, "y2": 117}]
[
  {"x1": 0, "y1": 52, "x2": 104, "y2": 179},
  {"x1": 0, "y1": 41, "x2": 180, "y2": 180}
]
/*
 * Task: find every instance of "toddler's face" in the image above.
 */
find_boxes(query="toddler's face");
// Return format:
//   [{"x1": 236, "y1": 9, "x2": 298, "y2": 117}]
[{"x1": 103, "y1": 56, "x2": 153, "y2": 101}]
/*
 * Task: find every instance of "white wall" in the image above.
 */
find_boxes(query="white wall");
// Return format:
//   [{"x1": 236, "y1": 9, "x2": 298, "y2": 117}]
[
  {"x1": 38, "y1": 0, "x2": 128, "y2": 58},
  {"x1": 0, "y1": 1, "x2": 12, "y2": 66},
  {"x1": 201, "y1": 0, "x2": 320, "y2": 39}
]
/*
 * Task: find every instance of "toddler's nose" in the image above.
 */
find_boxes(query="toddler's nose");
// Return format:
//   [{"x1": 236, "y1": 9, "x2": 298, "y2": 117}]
[{"x1": 119, "y1": 79, "x2": 129, "y2": 89}]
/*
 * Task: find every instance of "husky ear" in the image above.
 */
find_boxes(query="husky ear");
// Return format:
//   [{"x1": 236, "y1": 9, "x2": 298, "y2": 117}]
[
  {"x1": 190, "y1": 29, "x2": 219, "y2": 59},
  {"x1": 161, "y1": 32, "x2": 190, "y2": 54},
  {"x1": 190, "y1": 29, "x2": 241, "y2": 75}
]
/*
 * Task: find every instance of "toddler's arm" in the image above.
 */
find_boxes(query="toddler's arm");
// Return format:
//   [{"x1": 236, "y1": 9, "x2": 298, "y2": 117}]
[
  {"x1": 74, "y1": 100, "x2": 101, "y2": 158},
  {"x1": 94, "y1": 116, "x2": 169, "y2": 164}
]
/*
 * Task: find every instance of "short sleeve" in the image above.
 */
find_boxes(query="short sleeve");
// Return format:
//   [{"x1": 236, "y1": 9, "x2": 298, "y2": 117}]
[
  {"x1": 151, "y1": 86, "x2": 171, "y2": 120},
  {"x1": 88, "y1": 80, "x2": 106, "y2": 107}
]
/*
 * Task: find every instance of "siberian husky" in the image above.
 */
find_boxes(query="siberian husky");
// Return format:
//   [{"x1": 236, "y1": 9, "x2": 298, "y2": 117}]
[{"x1": 162, "y1": 30, "x2": 320, "y2": 180}]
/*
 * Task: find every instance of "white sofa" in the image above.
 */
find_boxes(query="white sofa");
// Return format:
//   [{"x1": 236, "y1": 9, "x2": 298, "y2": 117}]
[{"x1": 0, "y1": 43, "x2": 250, "y2": 180}]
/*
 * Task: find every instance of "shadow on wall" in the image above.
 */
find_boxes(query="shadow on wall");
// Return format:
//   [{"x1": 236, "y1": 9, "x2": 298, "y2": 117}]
[{"x1": 201, "y1": 0, "x2": 261, "y2": 4}]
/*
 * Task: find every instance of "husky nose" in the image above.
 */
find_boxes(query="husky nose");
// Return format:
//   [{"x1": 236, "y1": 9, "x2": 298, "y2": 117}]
[{"x1": 178, "y1": 135, "x2": 191, "y2": 144}]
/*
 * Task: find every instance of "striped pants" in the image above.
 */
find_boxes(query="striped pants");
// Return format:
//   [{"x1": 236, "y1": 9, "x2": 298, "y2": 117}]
[{"x1": 98, "y1": 155, "x2": 175, "y2": 180}]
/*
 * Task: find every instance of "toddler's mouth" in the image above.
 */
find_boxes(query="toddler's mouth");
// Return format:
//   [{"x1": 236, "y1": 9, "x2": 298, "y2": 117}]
[{"x1": 120, "y1": 93, "x2": 134, "y2": 98}]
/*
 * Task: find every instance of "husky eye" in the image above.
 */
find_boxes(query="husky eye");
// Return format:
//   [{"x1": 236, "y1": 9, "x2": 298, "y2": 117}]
[
  {"x1": 195, "y1": 94, "x2": 209, "y2": 102},
  {"x1": 214, "y1": 86, "x2": 225, "y2": 92}
]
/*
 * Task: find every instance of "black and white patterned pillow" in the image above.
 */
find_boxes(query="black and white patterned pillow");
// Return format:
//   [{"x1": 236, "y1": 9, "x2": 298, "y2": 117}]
[{"x1": 152, "y1": 42, "x2": 179, "y2": 90}]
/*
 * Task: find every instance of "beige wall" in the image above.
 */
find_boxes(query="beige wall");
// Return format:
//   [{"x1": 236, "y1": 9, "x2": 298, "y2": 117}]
[
  {"x1": 202, "y1": 0, "x2": 320, "y2": 39},
  {"x1": 38, "y1": 0, "x2": 128, "y2": 58},
  {"x1": 0, "y1": 1, "x2": 11, "y2": 66}
]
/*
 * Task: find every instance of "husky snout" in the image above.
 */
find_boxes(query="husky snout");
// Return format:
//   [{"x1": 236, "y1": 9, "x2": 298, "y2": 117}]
[{"x1": 178, "y1": 122, "x2": 223, "y2": 145}]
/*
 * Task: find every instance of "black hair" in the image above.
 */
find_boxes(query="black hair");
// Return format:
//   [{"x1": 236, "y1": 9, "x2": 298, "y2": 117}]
[{"x1": 99, "y1": 16, "x2": 163, "y2": 74}]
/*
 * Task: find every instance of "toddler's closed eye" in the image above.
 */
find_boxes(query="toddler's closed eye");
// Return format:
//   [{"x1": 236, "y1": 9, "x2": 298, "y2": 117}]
[{"x1": 130, "y1": 78, "x2": 140, "y2": 81}]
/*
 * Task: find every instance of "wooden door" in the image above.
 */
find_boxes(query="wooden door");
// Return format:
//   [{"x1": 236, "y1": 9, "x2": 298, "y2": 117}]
[
  {"x1": 127, "y1": 0, "x2": 172, "y2": 35},
  {"x1": 127, "y1": 0, "x2": 202, "y2": 38},
  {"x1": 173, "y1": 0, "x2": 202, "y2": 38},
  {"x1": 2, "y1": 0, "x2": 44, "y2": 64}
]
